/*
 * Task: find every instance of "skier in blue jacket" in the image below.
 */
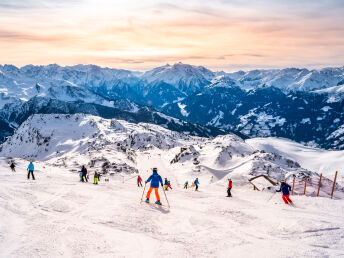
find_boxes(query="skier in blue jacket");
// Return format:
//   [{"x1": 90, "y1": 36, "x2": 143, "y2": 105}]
[
  {"x1": 276, "y1": 182, "x2": 292, "y2": 204},
  {"x1": 27, "y1": 161, "x2": 35, "y2": 180},
  {"x1": 194, "y1": 178, "x2": 200, "y2": 191},
  {"x1": 145, "y1": 168, "x2": 163, "y2": 205}
]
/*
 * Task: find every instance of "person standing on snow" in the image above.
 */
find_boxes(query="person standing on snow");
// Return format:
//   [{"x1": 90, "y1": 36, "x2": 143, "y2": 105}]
[
  {"x1": 164, "y1": 178, "x2": 169, "y2": 190},
  {"x1": 81, "y1": 165, "x2": 88, "y2": 182},
  {"x1": 93, "y1": 171, "x2": 100, "y2": 184},
  {"x1": 227, "y1": 179, "x2": 232, "y2": 197},
  {"x1": 27, "y1": 161, "x2": 35, "y2": 180},
  {"x1": 276, "y1": 182, "x2": 292, "y2": 204},
  {"x1": 184, "y1": 181, "x2": 189, "y2": 189},
  {"x1": 194, "y1": 178, "x2": 200, "y2": 191},
  {"x1": 10, "y1": 162, "x2": 15, "y2": 172},
  {"x1": 167, "y1": 180, "x2": 172, "y2": 190},
  {"x1": 145, "y1": 168, "x2": 163, "y2": 205},
  {"x1": 137, "y1": 175, "x2": 143, "y2": 187}
]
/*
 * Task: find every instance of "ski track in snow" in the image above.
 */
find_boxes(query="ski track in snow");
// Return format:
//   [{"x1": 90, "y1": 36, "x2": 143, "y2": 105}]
[{"x1": 0, "y1": 155, "x2": 344, "y2": 258}]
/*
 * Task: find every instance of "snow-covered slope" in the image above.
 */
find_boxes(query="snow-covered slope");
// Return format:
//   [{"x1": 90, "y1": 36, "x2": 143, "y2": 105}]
[
  {"x1": 247, "y1": 137, "x2": 344, "y2": 184},
  {"x1": 2, "y1": 114, "x2": 343, "y2": 196},
  {"x1": 0, "y1": 114, "x2": 344, "y2": 257}
]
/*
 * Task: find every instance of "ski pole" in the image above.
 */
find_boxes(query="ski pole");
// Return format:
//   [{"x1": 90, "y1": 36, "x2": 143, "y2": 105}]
[
  {"x1": 162, "y1": 187, "x2": 170, "y2": 208},
  {"x1": 123, "y1": 175, "x2": 137, "y2": 183},
  {"x1": 140, "y1": 182, "x2": 147, "y2": 203},
  {"x1": 267, "y1": 192, "x2": 276, "y2": 203}
]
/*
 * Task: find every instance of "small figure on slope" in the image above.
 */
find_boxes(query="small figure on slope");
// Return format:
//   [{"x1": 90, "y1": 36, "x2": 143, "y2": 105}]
[
  {"x1": 93, "y1": 171, "x2": 100, "y2": 184},
  {"x1": 227, "y1": 179, "x2": 232, "y2": 197},
  {"x1": 27, "y1": 161, "x2": 35, "y2": 180},
  {"x1": 145, "y1": 168, "x2": 163, "y2": 205},
  {"x1": 10, "y1": 162, "x2": 15, "y2": 172},
  {"x1": 184, "y1": 181, "x2": 188, "y2": 189},
  {"x1": 276, "y1": 182, "x2": 292, "y2": 204},
  {"x1": 167, "y1": 180, "x2": 172, "y2": 190},
  {"x1": 164, "y1": 178, "x2": 169, "y2": 190},
  {"x1": 194, "y1": 178, "x2": 200, "y2": 191},
  {"x1": 81, "y1": 165, "x2": 88, "y2": 182},
  {"x1": 137, "y1": 175, "x2": 143, "y2": 187}
]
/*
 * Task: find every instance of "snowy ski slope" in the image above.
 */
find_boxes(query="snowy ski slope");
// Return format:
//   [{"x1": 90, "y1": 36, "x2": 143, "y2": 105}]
[
  {"x1": 0, "y1": 155, "x2": 344, "y2": 257},
  {"x1": 0, "y1": 114, "x2": 344, "y2": 257}
]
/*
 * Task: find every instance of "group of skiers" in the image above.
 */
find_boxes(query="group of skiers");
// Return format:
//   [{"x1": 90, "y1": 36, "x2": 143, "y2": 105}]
[
  {"x1": 9, "y1": 161, "x2": 293, "y2": 205},
  {"x1": 183, "y1": 178, "x2": 200, "y2": 190},
  {"x1": 9, "y1": 160, "x2": 35, "y2": 180},
  {"x1": 79, "y1": 165, "x2": 101, "y2": 185}
]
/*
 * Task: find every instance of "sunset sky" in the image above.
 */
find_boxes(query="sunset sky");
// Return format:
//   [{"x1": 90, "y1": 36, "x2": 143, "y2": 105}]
[{"x1": 0, "y1": 0, "x2": 344, "y2": 71}]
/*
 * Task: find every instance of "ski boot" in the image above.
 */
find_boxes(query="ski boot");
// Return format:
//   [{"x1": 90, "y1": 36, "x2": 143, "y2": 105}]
[
  {"x1": 155, "y1": 200, "x2": 162, "y2": 205},
  {"x1": 145, "y1": 198, "x2": 149, "y2": 203}
]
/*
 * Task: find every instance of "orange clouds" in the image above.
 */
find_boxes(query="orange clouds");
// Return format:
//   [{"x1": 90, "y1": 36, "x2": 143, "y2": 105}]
[{"x1": 0, "y1": 0, "x2": 343, "y2": 71}]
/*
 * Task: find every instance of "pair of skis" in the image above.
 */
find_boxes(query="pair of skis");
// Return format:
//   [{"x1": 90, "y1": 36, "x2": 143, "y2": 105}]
[{"x1": 140, "y1": 183, "x2": 170, "y2": 208}]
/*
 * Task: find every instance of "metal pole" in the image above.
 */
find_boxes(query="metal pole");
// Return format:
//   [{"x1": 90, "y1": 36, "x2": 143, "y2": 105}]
[
  {"x1": 331, "y1": 171, "x2": 338, "y2": 199},
  {"x1": 162, "y1": 188, "x2": 170, "y2": 208},
  {"x1": 317, "y1": 173, "x2": 322, "y2": 197},
  {"x1": 140, "y1": 183, "x2": 147, "y2": 203}
]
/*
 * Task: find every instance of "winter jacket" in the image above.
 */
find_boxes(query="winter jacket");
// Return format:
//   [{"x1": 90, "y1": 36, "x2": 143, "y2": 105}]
[
  {"x1": 228, "y1": 181, "x2": 232, "y2": 189},
  {"x1": 194, "y1": 179, "x2": 199, "y2": 186},
  {"x1": 94, "y1": 172, "x2": 100, "y2": 179},
  {"x1": 164, "y1": 179, "x2": 168, "y2": 185},
  {"x1": 81, "y1": 167, "x2": 87, "y2": 174},
  {"x1": 277, "y1": 183, "x2": 291, "y2": 195},
  {"x1": 138, "y1": 176, "x2": 142, "y2": 182},
  {"x1": 146, "y1": 171, "x2": 163, "y2": 188},
  {"x1": 185, "y1": 182, "x2": 188, "y2": 186},
  {"x1": 27, "y1": 162, "x2": 34, "y2": 171}
]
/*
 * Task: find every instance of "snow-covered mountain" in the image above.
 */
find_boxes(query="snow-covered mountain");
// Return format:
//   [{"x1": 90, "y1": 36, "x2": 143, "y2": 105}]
[
  {"x1": 1, "y1": 114, "x2": 344, "y2": 257},
  {"x1": 0, "y1": 114, "x2": 325, "y2": 185},
  {"x1": 0, "y1": 63, "x2": 231, "y2": 143},
  {"x1": 2, "y1": 63, "x2": 344, "y2": 149},
  {"x1": 163, "y1": 75, "x2": 344, "y2": 149},
  {"x1": 141, "y1": 62, "x2": 214, "y2": 95},
  {"x1": 227, "y1": 67, "x2": 344, "y2": 92}
]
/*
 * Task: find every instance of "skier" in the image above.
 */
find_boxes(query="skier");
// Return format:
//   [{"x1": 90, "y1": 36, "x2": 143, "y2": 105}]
[
  {"x1": 27, "y1": 161, "x2": 35, "y2": 180},
  {"x1": 227, "y1": 179, "x2": 232, "y2": 197},
  {"x1": 10, "y1": 162, "x2": 15, "y2": 172},
  {"x1": 276, "y1": 182, "x2": 292, "y2": 204},
  {"x1": 81, "y1": 165, "x2": 88, "y2": 182},
  {"x1": 184, "y1": 181, "x2": 188, "y2": 189},
  {"x1": 93, "y1": 171, "x2": 100, "y2": 184},
  {"x1": 137, "y1": 175, "x2": 143, "y2": 187},
  {"x1": 164, "y1": 178, "x2": 169, "y2": 190},
  {"x1": 145, "y1": 168, "x2": 163, "y2": 205},
  {"x1": 167, "y1": 180, "x2": 172, "y2": 190},
  {"x1": 194, "y1": 178, "x2": 200, "y2": 191}
]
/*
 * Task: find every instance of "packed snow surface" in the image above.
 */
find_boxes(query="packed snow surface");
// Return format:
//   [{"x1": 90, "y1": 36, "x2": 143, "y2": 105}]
[
  {"x1": 0, "y1": 114, "x2": 344, "y2": 257},
  {"x1": 247, "y1": 137, "x2": 344, "y2": 184}
]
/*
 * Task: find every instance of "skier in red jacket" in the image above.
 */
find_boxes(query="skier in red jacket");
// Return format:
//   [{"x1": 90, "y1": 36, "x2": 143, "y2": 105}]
[
  {"x1": 227, "y1": 179, "x2": 232, "y2": 197},
  {"x1": 137, "y1": 175, "x2": 143, "y2": 187}
]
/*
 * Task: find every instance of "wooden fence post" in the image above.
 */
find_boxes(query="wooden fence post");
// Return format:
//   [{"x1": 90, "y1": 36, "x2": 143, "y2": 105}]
[
  {"x1": 331, "y1": 171, "x2": 338, "y2": 199},
  {"x1": 304, "y1": 176, "x2": 308, "y2": 195},
  {"x1": 292, "y1": 176, "x2": 295, "y2": 195},
  {"x1": 317, "y1": 173, "x2": 322, "y2": 197}
]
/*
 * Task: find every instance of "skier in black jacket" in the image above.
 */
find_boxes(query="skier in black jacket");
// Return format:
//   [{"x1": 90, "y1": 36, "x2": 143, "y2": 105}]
[{"x1": 276, "y1": 182, "x2": 292, "y2": 204}]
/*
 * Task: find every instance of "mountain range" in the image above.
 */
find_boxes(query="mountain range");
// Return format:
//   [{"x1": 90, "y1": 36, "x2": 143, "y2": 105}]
[{"x1": 1, "y1": 62, "x2": 344, "y2": 149}]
